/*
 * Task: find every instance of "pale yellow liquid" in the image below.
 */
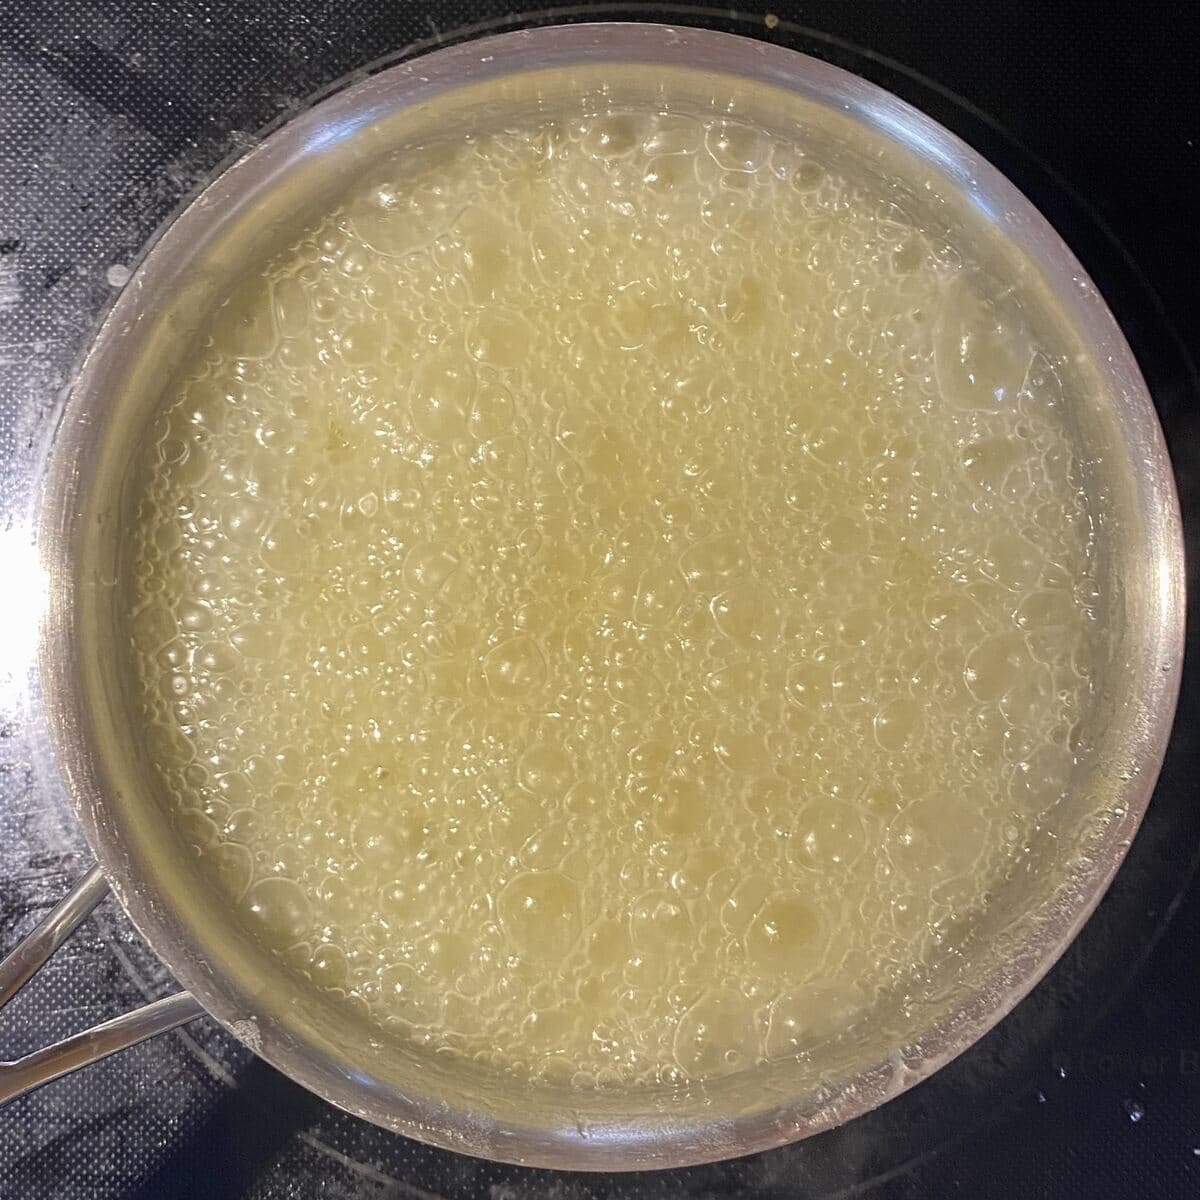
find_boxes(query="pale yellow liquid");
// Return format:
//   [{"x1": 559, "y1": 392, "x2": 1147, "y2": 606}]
[{"x1": 127, "y1": 111, "x2": 1098, "y2": 1088}]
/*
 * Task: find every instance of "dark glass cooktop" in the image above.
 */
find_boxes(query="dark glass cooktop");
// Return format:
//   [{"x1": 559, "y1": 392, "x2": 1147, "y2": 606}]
[{"x1": 1, "y1": 3, "x2": 1198, "y2": 1196}]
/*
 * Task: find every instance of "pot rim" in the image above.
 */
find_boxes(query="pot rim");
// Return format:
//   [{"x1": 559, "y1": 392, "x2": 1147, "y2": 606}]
[{"x1": 35, "y1": 21, "x2": 1185, "y2": 1171}]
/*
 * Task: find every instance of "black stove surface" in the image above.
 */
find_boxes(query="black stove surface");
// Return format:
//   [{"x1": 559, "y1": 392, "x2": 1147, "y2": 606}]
[{"x1": 1, "y1": 3, "x2": 1199, "y2": 1197}]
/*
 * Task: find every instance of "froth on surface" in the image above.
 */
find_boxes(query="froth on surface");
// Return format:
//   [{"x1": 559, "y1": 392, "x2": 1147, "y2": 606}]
[{"x1": 125, "y1": 108, "x2": 1100, "y2": 1089}]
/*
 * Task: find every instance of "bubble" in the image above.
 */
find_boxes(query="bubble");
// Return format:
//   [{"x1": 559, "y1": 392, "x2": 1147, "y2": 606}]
[
  {"x1": 713, "y1": 731, "x2": 770, "y2": 774},
  {"x1": 352, "y1": 814, "x2": 423, "y2": 870},
  {"x1": 224, "y1": 807, "x2": 264, "y2": 842},
  {"x1": 178, "y1": 601, "x2": 214, "y2": 633},
  {"x1": 403, "y1": 541, "x2": 460, "y2": 593},
  {"x1": 310, "y1": 943, "x2": 349, "y2": 990},
  {"x1": 647, "y1": 776, "x2": 707, "y2": 836},
  {"x1": 468, "y1": 310, "x2": 532, "y2": 369},
  {"x1": 964, "y1": 632, "x2": 1032, "y2": 702},
  {"x1": 1013, "y1": 589, "x2": 1077, "y2": 630},
  {"x1": 497, "y1": 871, "x2": 581, "y2": 962},
  {"x1": 468, "y1": 385, "x2": 516, "y2": 440},
  {"x1": 711, "y1": 584, "x2": 778, "y2": 644},
  {"x1": 679, "y1": 534, "x2": 745, "y2": 591},
  {"x1": 961, "y1": 436, "x2": 1023, "y2": 492},
  {"x1": 176, "y1": 810, "x2": 219, "y2": 851},
  {"x1": 271, "y1": 274, "x2": 310, "y2": 337},
  {"x1": 520, "y1": 1005, "x2": 575, "y2": 1053},
  {"x1": 484, "y1": 636, "x2": 546, "y2": 700},
  {"x1": 745, "y1": 895, "x2": 823, "y2": 978},
  {"x1": 629, "y1": 891, "x2": 693, "y2": 949},
  {"x1": 820, "y1": 512, "x2": 867, "y2": 554},
  {"x1": 583, "y1": 115, "x2": 639, "y2": 158},
  {"x1": 873, "y1": 697, "x2": 921, "y2": 752},
  {"x1": 705, "y1": 659, "x2": 759, "y2": 703},
  {"x1": 791, "y1": 160, "x2": 824, "y2": 191},
  {"x1": 674, "y1": 990, "x2": 759, "y2": 1075},
  {"x1": 378, "y1": 962, "x2": 442, "y2": 1024},
  {"x1": 520, "y1": 821, "x2": 572, "y2": 870},
  {"x1": 983, "y1": 532, "x2": 1044, "y2": 591},
  {"x1": 421, "y1": 930, "x2": 472, "y2": 978},
  {"x1": 792, "y1": 797, "x2": 868, "y2": 869},
  {"x1": 641, "y1": 115, "x2": 702, "y2": 157},
  {"x1": 934, "y1": 276, "x2": 1035, "y2": 412},
  {"x1": 245, "y1": 877, "x2": 312, "y2": 943},
  {"x1": 517, "y1": 743, "x2": 572, "y2": 797},
  {"x1": 410, "y1": 355, "x2": 473, "y2": 440},
  {"x1": 479, "y1": 435, "x2": 527, "y2": 481},
  {"x1": 705, "y1": 123, "x2": 766, "y2": 172}
]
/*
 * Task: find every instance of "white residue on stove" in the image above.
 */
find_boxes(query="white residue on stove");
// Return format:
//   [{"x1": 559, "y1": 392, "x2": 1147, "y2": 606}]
[{"x1": 229, "y1": 1016, "x2": 262, "y2": 1053}]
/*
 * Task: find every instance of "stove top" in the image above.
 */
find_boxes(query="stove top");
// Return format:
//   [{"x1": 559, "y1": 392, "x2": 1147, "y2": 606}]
[{"x1": 1, "y1": 3, "x2": 1199, "y2": 1196}]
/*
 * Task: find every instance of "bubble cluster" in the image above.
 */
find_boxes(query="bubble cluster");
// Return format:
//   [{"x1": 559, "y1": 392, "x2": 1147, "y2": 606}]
[{"x1": 125, "y1": 109, "x2": 1099, "y2": 1088}]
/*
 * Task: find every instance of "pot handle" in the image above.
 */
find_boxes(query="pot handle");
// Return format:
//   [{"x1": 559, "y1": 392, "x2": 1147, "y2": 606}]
[{"x1": 0, "y1": 864, "x2": 206, "y2": 1105}]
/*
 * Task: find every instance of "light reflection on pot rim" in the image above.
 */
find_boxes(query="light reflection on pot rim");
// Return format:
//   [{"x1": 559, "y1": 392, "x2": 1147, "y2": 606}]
[{"x1": 33, "y1": 22, "x2": 1183, "y2": 1170}]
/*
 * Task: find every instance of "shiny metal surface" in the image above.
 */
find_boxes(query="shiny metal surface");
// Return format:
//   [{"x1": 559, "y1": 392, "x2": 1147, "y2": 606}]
[
  {"x1": 0, "y1": 866, "x2": 204, "y2": 1105},
  {"x1": 35, "y1": 22, "x2": 1184, "y2": 1170},
  {"x1": 0, "y1": 986, "x2": 204, "y2": 1106},
  {"x1": 0, "y1": 866, "x2": 108, "y2": 1009}
]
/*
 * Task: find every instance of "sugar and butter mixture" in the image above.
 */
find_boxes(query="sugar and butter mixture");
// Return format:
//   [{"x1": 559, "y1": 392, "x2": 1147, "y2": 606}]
[{"x1": 126, "y1": 110, "x2": 1099, "y2": 1087}]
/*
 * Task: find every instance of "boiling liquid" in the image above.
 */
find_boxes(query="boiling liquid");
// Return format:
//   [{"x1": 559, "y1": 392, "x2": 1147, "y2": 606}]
[{"x1": 127, "y1": 111, "x2": 1099, "y2": 1087}]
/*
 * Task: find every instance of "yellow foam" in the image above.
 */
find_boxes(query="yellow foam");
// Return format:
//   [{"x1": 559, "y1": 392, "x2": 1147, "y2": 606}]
[{"x1": 126, "y1": 110, "x2": 1098, "y2": 1087}]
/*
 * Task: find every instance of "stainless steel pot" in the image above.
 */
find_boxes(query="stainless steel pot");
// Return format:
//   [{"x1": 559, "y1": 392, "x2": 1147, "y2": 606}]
[{"x1": 2, "y1": 22, "x2": 1183, "y2": 1171}]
